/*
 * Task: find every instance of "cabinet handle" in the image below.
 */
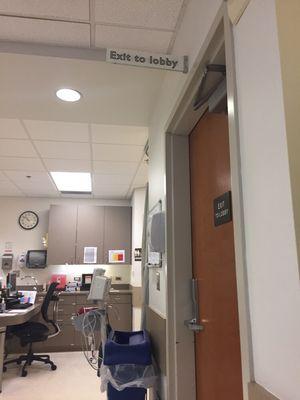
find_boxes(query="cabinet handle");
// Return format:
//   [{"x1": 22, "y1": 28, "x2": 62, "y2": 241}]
[
  {"x1": 72, "y1": 303, "x2": 76, "y2": 306},
  {"x1": 57, "y1": 319, "x2": 64, "y2": 322},
  {"x1": 58, "y1": 308, "x2": 64, "y2": 312}
]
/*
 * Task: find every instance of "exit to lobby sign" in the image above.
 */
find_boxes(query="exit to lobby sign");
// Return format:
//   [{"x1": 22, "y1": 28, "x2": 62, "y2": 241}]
[{"x1": 106, "y1": 48, "x2": 188, "y2": 73}]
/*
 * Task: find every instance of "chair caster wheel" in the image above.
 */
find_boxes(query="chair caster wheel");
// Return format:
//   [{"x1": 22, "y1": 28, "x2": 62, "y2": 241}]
[
  {"x1": 21, "y1": 370, "x2": 27, "y2": 377},
  {"x1": 51, "y1": 364, "x2": 57, "y2": 371},
  {"x1": 3, "y1": 366, "x2": 7, "y2": 373}
]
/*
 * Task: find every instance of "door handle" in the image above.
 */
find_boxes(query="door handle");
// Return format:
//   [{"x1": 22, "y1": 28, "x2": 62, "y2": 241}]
[{"x1": 184, "y1": 278, "x2": 204, "y2": 333}]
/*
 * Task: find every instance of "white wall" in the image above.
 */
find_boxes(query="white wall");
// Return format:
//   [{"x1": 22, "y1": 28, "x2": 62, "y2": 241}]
[
  {"x1": 234, "y1": 1, "x2": 300, "y2": 398},
  {"x1": 131, "y1": 187, "x2": 146, "y2": 330},
  {"x1": 0, "y1": 196, "x2": 131, "y2": 285},
  {"x1": 148, "y1": 0, "x2": 223, "y2": 317},
  {"x1": 131, "y1": 187, "x2": 146, "y2": 287}
]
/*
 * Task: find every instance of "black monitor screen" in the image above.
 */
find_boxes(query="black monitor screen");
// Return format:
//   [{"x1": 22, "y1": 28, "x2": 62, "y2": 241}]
[{"x1": 26, "y1": 250, "x2": 47, "y2": 268}]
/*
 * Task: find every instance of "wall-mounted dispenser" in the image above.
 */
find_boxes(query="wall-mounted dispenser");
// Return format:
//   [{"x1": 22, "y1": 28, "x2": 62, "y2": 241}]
[{"x1": 2, "y1": 253, "x2": 13, "y2": 271}]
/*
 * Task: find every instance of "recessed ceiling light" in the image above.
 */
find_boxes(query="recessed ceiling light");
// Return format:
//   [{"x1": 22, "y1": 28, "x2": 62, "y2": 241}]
[
  {"x1": 50, "y1": 172, "x2": 91, "y2": 194},
  {"x1": 56, "y1": 88, "x2": 81, "y2": 102}
]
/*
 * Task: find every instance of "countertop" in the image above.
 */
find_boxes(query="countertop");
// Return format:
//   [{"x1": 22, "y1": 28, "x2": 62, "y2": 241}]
[{"x1": 37, "y1": 288, "x2": 132, "y2": 296}]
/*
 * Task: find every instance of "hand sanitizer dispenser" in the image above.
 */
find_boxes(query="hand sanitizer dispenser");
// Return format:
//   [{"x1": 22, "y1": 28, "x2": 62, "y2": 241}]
[{"x1": 2, "y1": 253, "x2": 13, "y2": 271}]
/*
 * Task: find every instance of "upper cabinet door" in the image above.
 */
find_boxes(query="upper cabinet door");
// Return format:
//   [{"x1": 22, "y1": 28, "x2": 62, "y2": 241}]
[
  {"x1": 76, "y1": 205, "x2": 104, "y2": 264},
  {"x1": 104, "y1": 206, "x2": 132, "y2": 264},
  {"x1": 47, "y1": 205, "x2": 77, "y2": 265}
]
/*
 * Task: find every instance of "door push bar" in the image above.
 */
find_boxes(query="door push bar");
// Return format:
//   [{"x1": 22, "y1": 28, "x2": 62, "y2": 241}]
[{"x1": 184, "y1": 278, "x2": 204, "y2": 333}]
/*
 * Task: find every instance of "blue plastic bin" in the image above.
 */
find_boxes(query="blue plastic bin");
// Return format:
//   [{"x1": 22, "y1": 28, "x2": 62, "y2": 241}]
[
  {"x1": 104, "y1": 330, "x2": 151, "y2": 400},
  {"x1": 107, "y1": 384, "x2": 147, "y2": 400}
]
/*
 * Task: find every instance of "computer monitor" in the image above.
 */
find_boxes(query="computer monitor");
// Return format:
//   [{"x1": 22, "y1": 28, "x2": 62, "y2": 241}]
[
  {"x1": 88, "y1": 268, "x2": 111, "y2": 302},
  {"x1": 26, "y1": 250, "x2": 47, "y2": 268}
]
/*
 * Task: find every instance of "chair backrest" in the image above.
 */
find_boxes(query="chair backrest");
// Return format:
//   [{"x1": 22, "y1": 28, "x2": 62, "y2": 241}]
[{"x1": 41, "y1": 282, "x2": 59, "y2": 323}]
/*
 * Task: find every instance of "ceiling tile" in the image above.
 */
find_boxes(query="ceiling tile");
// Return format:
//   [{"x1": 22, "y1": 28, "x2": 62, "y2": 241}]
[
  {"x1": 5, "y1": 170, "x2": 58, "y2": 195},
  {"x1": 0, "y1": 0, "x2": 90, "y2": 21},
  {"x1": 0, "y1": 119, "x2": 28, "y2": 139},
  {"x1": 43, "y1": 158, "x2": 91, "y2": 172},
  {"x1": 0, "y1": 181, "x2": 23, "y2": 196},
  {"x1": 0, "y1": 157, "x2": 45, "y2": 171},
  {"x1": 94, "y1": 0, "x2": 184, "y2": 30},
  {"x1": 93, "y1": 184, "x2": 129, "y2": 198},
  {"x1": 95, "y1": 25, "x2": 173, "y2": 53},
  {"x1": 0, "y1": 171, "x2": 8, "y2": 181},
  {"x1": 0, "y1": 16, "x2": 90, "y2": 47},
  {"x1": 5, "y1": 170, "x2": 50, "y2": 181},
  {"x1": 24, "y1": 120, "x2": 89, "y2": 142},
  {"x1": 93, "y1": 160, "x2": 138, "y2": 175},
  {"x1": 91, "y1": 124, "x2": 148, "y2": 146},
  {"x1": 0, "y1": 139, "x2": 38, "y2": 157},
  {"x1": 21, "y1": 186, "x2": 58, "y2": 197},
  {"x1": 34, "y1": 141, "x2": 91, "y2": 160},
  {"x1": 92, "y1": 143, "x2": 143, "y2": 162},
  {"x1": 93, "y1": 174, "x2": 132, "y2": 186}
]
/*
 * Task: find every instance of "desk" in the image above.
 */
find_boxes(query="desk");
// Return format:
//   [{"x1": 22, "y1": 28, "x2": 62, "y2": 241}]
[{"x1": 0, "y1": 304, "x2": 41, "y2": 392}]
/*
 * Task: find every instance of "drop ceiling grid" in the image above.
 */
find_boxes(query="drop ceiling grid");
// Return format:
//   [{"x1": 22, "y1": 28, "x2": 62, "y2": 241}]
[
  {"x1": 0, "y1": 0, "x2": 189, "y2": 53},
  {"x1": 0, "y1": 118, "x2": 148, "y2": 199}
]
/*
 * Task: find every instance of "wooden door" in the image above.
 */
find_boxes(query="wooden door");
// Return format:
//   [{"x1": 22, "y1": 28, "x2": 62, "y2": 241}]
[
  {"x1": 47, "y1": 205, "x2": 77, "y2": 265},
  {"x1": 76, "y1": 205, "x2": 105, "y2": 264},
  {"x1": 189, "y1": 112, "x2": 243, "y2": 399},
  {"x1": 103, "y1": 206, "x2": 132, "y2": 264}
]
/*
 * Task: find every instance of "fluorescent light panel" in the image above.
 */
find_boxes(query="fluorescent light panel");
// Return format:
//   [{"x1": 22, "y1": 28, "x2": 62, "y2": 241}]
[{"x1": 51, "y1": 172, "x2": 92, "y2": 193}]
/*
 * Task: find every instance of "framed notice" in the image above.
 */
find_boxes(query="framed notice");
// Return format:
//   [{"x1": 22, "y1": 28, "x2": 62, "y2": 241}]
[{"x1": 109, "y1": 250, "x2": 125, "y2": 263}]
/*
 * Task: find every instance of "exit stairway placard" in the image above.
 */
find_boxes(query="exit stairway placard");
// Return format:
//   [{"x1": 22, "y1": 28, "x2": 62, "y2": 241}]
[
  {"x1": 106, "y1": 48, "x2": 188, "y2": 73},
  {"x1": 213, "y1": 191, "x2": 232, "y2": 226}
]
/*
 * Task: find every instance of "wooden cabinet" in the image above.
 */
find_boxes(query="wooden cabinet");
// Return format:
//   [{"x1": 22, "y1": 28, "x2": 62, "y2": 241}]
[
  {"x1": 76, "y1": 205, "x2": 104, "y2": 264},
  {"x1": 104, "y1": 206, "x2": 132, "y2": 264},
  {"x1": 107, "y1": 293, "x2": 132, "y2": 331},
  {"x1": 47, "y1": 205, "x2": 131, "y2": 265},
  {"x1": 7, "y1": 292, "x2": 132, "y2": 354},
  {"x1": 47, "y1": 205, "x2": 77, "y2": 265}
]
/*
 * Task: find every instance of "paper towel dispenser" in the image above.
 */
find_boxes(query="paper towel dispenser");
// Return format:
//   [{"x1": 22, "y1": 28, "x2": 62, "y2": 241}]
[{"x1": 149, "y1": 212, "x2": 165, "y2": 253}]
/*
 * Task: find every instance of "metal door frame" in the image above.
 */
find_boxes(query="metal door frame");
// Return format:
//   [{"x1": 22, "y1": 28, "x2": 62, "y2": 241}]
[{"x1": 165, "y1": 4, "x2": 253, "y2": 400}]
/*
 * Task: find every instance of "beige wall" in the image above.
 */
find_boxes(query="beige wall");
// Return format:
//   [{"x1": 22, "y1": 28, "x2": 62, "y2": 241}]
[
  {"x1": 234, "y1": 0, "x2": 300, "y2": 398},
  {"x1": 276, "y1": 0, "x2": 300, "y2": 275}
]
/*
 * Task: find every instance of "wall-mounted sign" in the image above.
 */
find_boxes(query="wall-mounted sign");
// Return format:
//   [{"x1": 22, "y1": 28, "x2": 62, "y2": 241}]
[
  {"x1": 213, "y1": 191, "x2": 232, "y2": 226},
  {"x1": 106, "y1": 48, "x2": 188, "y2": 73},
  {"x1": 109, "y1": 250, "x2": 125, "y2": 263},
  {"x1": 134, "y1": 248, "x2": 142, "y2": 261}
]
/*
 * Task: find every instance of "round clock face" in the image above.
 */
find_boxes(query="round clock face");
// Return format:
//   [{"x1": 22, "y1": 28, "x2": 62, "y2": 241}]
[{"x1": 18, "y1": 211, "x2": 39, "y2": 230}]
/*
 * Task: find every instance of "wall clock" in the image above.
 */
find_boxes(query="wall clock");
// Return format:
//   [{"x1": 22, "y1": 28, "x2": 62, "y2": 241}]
[{"x1": 18, "y1": 211, "x2": 39, "y2": 230}]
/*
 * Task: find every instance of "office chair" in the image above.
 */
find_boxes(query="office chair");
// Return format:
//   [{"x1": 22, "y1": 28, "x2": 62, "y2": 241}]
[{"x1": 4, "y1": 282, "x2": 60, "y2": 377}]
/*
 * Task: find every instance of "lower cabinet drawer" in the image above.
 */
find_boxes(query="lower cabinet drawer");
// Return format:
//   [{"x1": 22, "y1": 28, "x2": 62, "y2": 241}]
[
  {"x1": 45, "y1": 324, "x2": 76, "y2": 351},
  {"x1": 57, "y1": 304, "x2": 76, "y2": 315},
  {"x1": 108, "y1": 303, "x2": 132, "y2": 331}
]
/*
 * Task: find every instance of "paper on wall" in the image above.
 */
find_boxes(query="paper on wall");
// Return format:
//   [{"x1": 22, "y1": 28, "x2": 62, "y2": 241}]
[
  {"x1": 84, "y1": 247, "x2": 97, "y2": 264},
  {"x1": 108, "y1": 250, "x2": 125, "y2": 263}
]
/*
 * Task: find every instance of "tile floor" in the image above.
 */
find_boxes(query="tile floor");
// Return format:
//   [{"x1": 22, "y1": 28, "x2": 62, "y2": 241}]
[{"x1": 2, "y1": 352, "x2": 107, "y2": 400}]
